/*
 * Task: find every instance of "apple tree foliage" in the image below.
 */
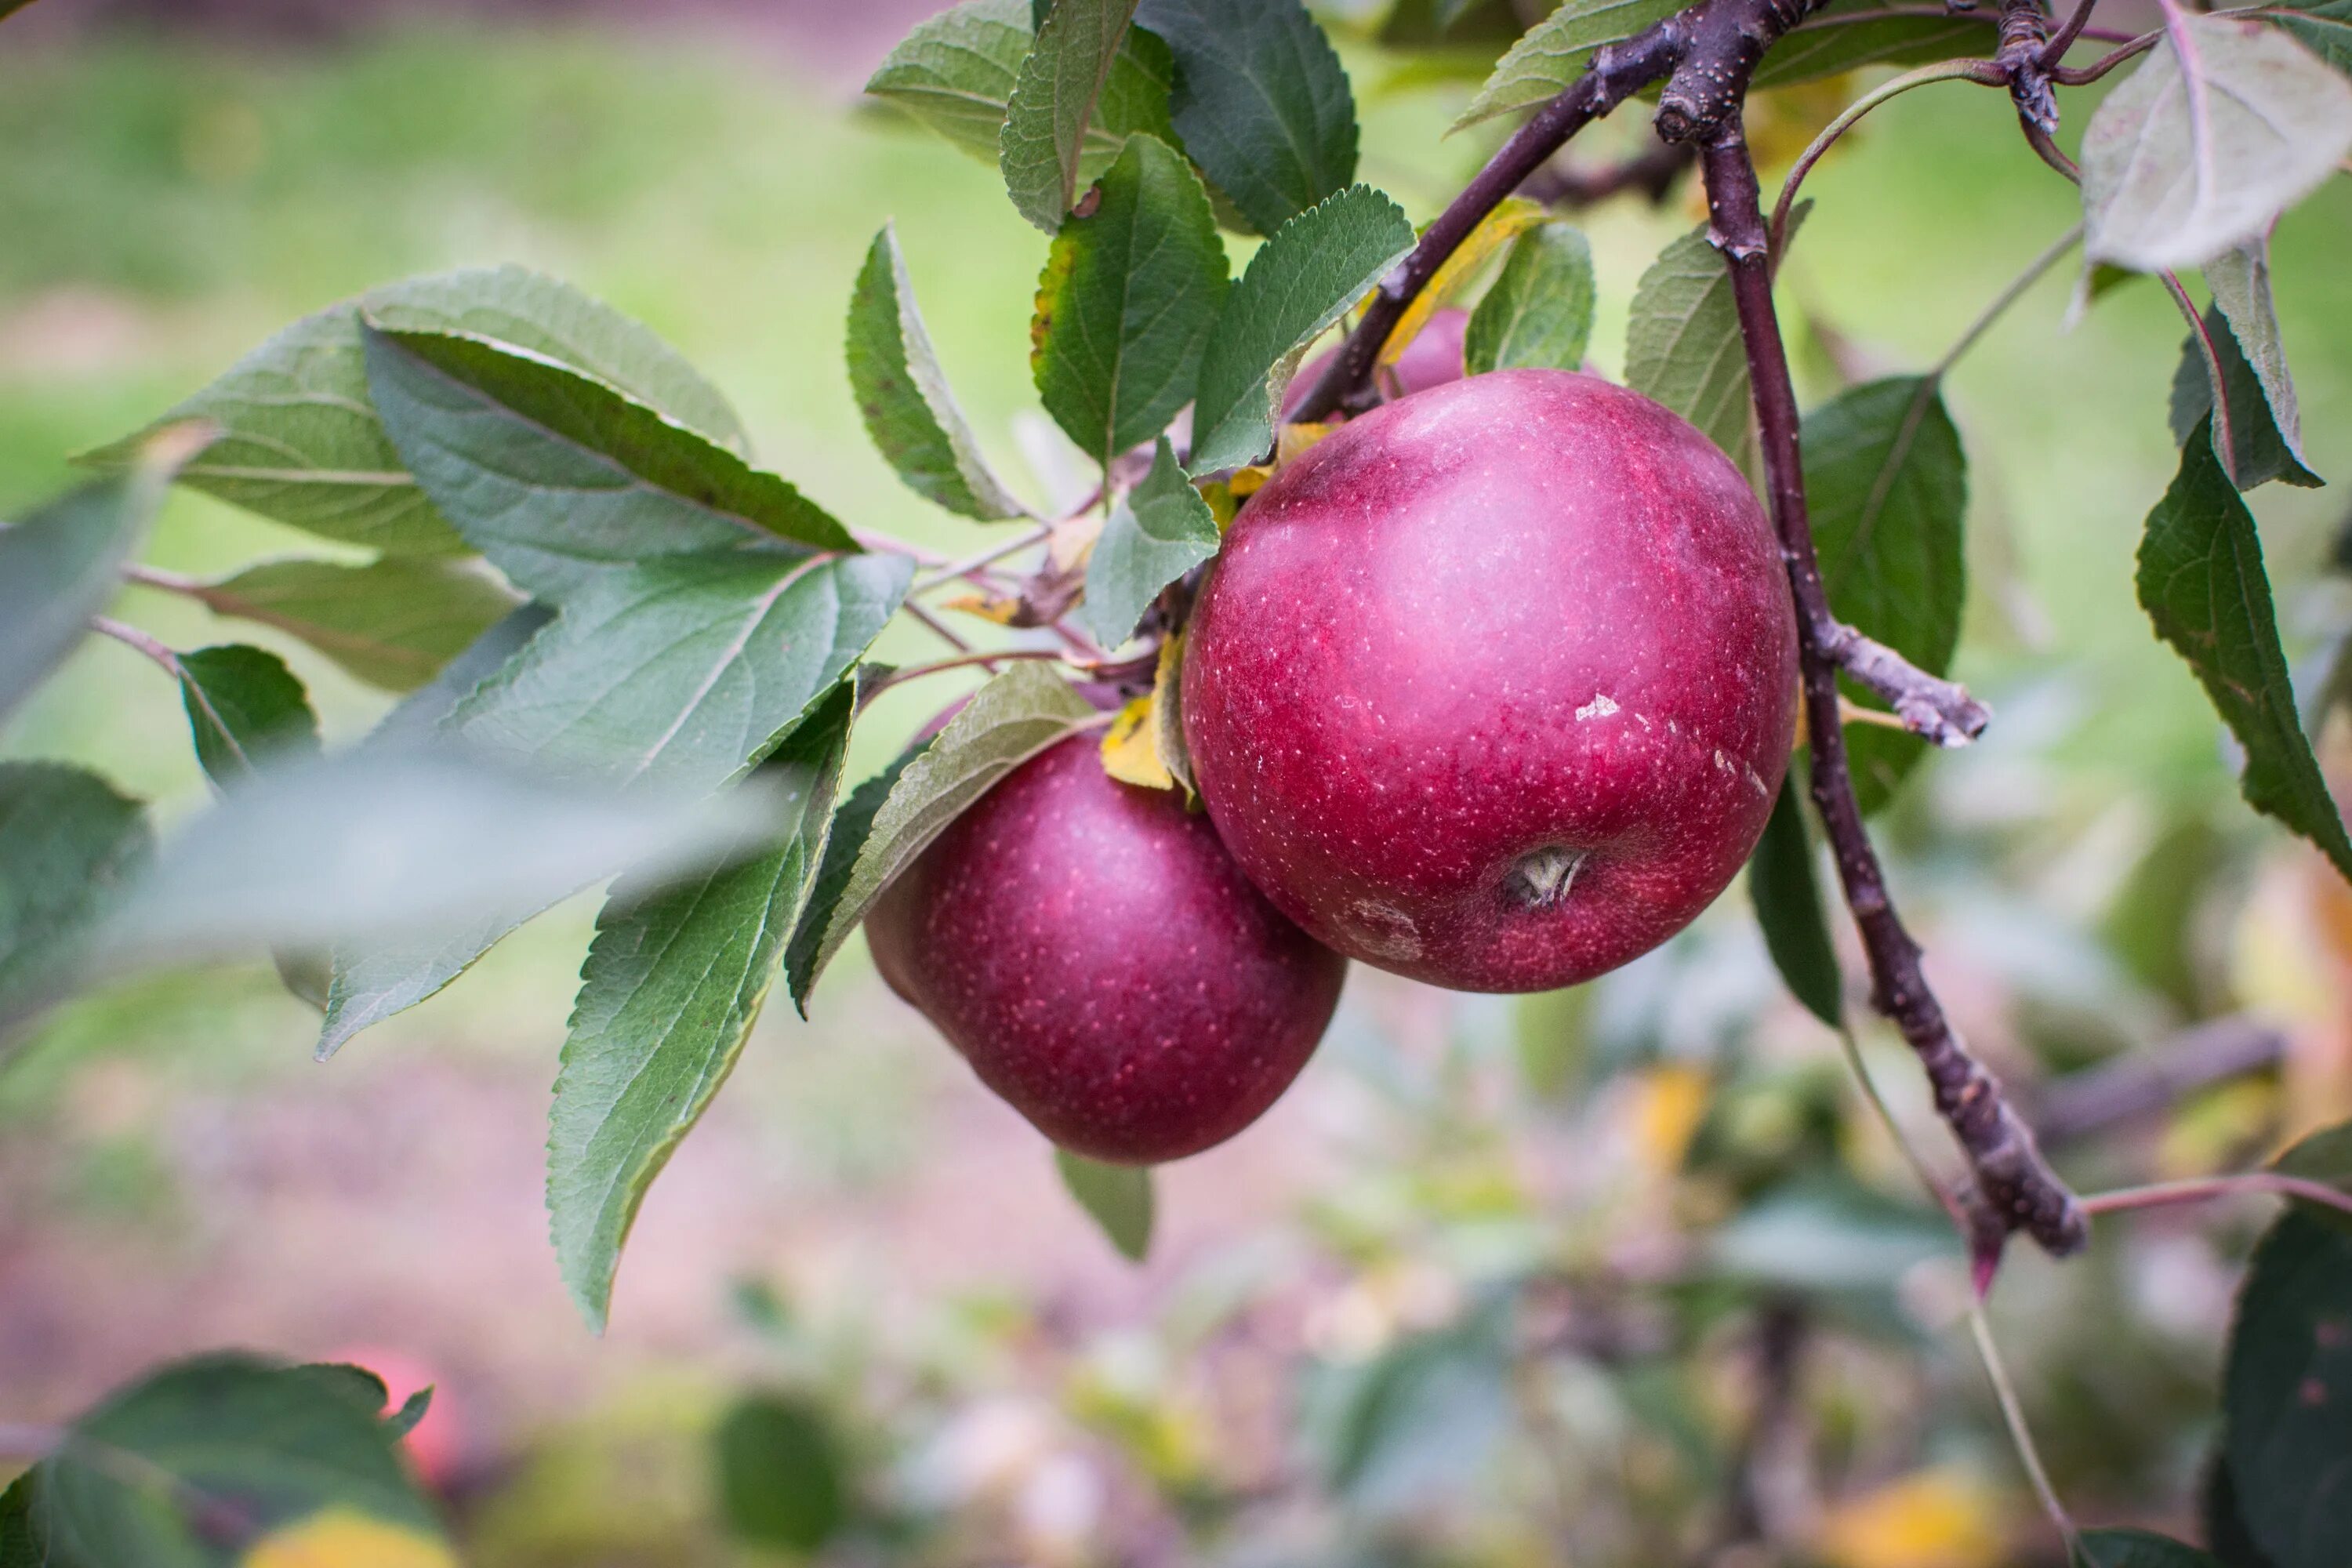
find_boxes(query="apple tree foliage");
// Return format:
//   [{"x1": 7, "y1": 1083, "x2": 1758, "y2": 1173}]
[{"x1": 4, "y1": 0, "x2": 2352, "y2": 1557}]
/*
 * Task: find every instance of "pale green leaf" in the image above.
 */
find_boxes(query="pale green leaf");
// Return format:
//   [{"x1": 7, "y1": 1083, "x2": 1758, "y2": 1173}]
[
  {"x1": 792, "y1": 663, "x2": 1097, "y2": 996},
  {"x1": 1189, "y1": 184, "x2": 1415, "y2": 474},
  {"x1": 2080, "y1": 14, "x2": 2352, "y2": 272},
  {"x1": 1001, "y1": 0, "x2": 1144, "y2": 231},
  {"x1": 0, "y1": 764, "x2": 152, "y2": 1030},
  {"x1": 2139, "y1": 423, "x2": 2352, "y2": 880},
  {"x1": 551, "y1": 681, "x2": 857, "y2": 1331},
  {"x1": 1464, "y1": 221, "x2": 1595, "y2": 376},
  {"x1": 1455, "y1": 0, "x2": 1686, "y2": 128},
  {"x1": 847, "y1": 225, "x2": 1027, "y2": 520},
  {"x1": 83, "y1": 266, "x2": 745, "y2": 556},
  {"x1": 175, "y1": 557, "x2": 521, "y2": 694},
  {"x1": 1055, "y1": 1149, "x2": 1155, "y2": 1261},
  {"x1": 1082, "y1": 437, "x2": 1220, "y2": 646},
  {"x1": 2169, "y1": 239, "x2": 2322, "y2": 490},
  {"x1": 1033, "y1": 133, "x2": 1229, "y2": 468},
  {"x1": 1134, "y1": 0, "x2": 1359, "y2": 234},
  {"x1": 1624, "y1": 220, "x2": 1763, "y2": 479}
]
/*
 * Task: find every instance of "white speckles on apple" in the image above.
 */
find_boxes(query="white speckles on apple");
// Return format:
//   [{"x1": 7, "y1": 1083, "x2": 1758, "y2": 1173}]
[
  {"x1": 1575, "y1": 694, "x2": 1621, "y2": 721},
  {"x1": 1346, "y1": 898, "x2": 1424, "y2": 961}
]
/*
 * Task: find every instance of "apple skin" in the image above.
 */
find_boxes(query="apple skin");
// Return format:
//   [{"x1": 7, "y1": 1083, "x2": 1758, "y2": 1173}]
[
  {"x1": 1284, "y1": 307, "x2": 1469, "y2": 419},
  {"x1": 866, "y1": 735, "x2": 1346, "y2": 1164},
  {"x1": 1181, "y1": 368, "x2": 1798, "y2": 994}
]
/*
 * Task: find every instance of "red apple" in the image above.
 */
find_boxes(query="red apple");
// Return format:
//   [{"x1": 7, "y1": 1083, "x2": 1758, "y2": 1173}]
[
  {"x1": 1181, "y1": 368, "x2": 1798, "y2": 993},
  {"x1": 1283, "y1": 307, "x2": 1469, "y2": 420},
  {"x1": 866, "y1": 734, "x2": 1345, "y2": 1163}
]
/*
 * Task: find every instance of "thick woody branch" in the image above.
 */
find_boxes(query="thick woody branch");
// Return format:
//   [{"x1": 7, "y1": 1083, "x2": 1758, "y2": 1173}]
[
  {"x1": 2035, "y1": 1017, "x2": 2286, "y2": 1147},
  {"x1": 1697, "y1": 125, "x2": 2087, "y2": 1265},
  {"x1": 1819, "y1": 622, "x2": 1992, "y2": 746},
  {"x1": 1519, "y1": 136, "x2": 1694, "y2": 209}
]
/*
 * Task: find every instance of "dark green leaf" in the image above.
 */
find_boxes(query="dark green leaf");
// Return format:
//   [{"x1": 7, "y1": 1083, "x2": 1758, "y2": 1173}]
[
  {"x1": 1002, "y1": 0, "x2": 1145, "y2": 231},
  {"x1": 2272, "y1": 1120, "x2": 2352, "y2": 1234},
  {"x1": 0, "y1": 764, "x2": 152, "y2": 1030},
  {"x1": 550, "y1": 683, "x2": 858, "y2": 1332},
  {"x1": 1465, "y1": 221, "x2": 1596, "y2": 376},
  {"x1": 1134, "y1": 0, "x2": 1359, "y2": 235},
  {"x1": 2079, "y1": 16, "x2": 2352, "y2": 273},
  {"x1": 1082, "y1": 437, "x2": 1221, "y2": 647},
  {"x1": 793, "y1": 663, "x2": 1097, "y2": 997},
  {"x1": 1189, "y1": 184, "x2": 1415, "y2": 474},
  {"x1": 0, "y1": 428, "x2": 203, "y2": 727},
  {"x1": 177, "y1": 558, "x2": 521, "y2": 694},
  {"x1": 870, "y1": 0, "x2": 1177, "y2": 189},
  {"x1": 177, "y1": 645, "x2": 322, "y2": 786},
  {"x1": 0, "y1": 1473, "x2": 41, "y2": 1568},
  {"x1": 1033, "y1": 133, "x2": 1229, "y2": 468},
  {"x1": 1748, "y1": 777, "x2": 1842, "y2": 1028},
  {"x1": 2205, "y1": 1452, "x2": 2281, "y2": 1568},
  {"x1": 84, "y1": 267, "x2": 745, "y2": 557},
  {"x1": 372, "y1": 602, "x2": 555, "y2": 748},
  {"x1": 1055, "y1": 1148, "x2": 1155, "y2": 1261},
  {"x1": 2169, "y1": 245, "x2": 2323, "y2": 491},
  {"x1": 2223, "y1": 1209, "x2": 2352, "y2": 1568},
  {"x1": 1751, "y1": 0, "x2": 1997, "y2": 88},
  {"x1": 847, "y1": 225, "x2": 1027, "y2": 520},
  {"x1": 1455, "y1": 0, "x2": 1692, "y2": 127},
  {"x1": 2139, "y1": 424, "x2": 2352, "y2": 880},
  {"x1": 33, "y1": 1352, "x2": 445, "y2": 1566},
  {"x1": 2077, "y1": 1528, "x2": 2229, "y2": 1568},
  {"x1": 1803, "y1": 375, "x2": 1968, "y2": 814},
  {"x1": 784, "y1": 739, "x2": 928, "y2": 1014},
  {"x1": 713, "y1": 1393, "x2": 848, "y2": 1553},
  {"x1": 2273, "y1": 0, "x2": 2352, "y2": 75}
]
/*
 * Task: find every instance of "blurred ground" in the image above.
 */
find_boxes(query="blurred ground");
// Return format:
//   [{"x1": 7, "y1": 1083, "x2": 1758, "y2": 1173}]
[{"x1": 3, "y1": 3, "x2": 2351, "y2": 1563}]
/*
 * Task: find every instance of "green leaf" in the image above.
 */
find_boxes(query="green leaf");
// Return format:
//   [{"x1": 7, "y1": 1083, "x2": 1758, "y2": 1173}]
[
  {"x1": 1055, "y1": 1148, "x2": 1156, "y2": 1260},
  {"x1": 848, "y1": 226, "x2": 1027, "y2": 521},
  {"x1": 2077, "y1": 1528, "x2": 2228, "y2": 1568},
  {"x1": 1002, "y1": 0, "x2": 1145, "y2": 231},
  {"x1": 1708, "y1": 1175, "x2": 1958, "y2": 1296},
  {"x1": 2224, "y1": 1209, "x2": 2352, "y2": 1568},
  {"x1": 0, "y1": 426, "x2": 205, "y2": 727},
  {"x1": 1751, "y1": 0, "x2": 1997, "y2": 89},
  {"x1": 1802, "y1": 375, "x2": 1968, "y2": 813},
  {"x1": 0, "y1": 764, "x2": 152, "y2": 1030},
  {"x1": 2271, "y1": 1120, "x2": 2352, "y2": 1233},
  {"x1": 1312, "y1": 1299, "x2": 1515, "y2": 1512},
  {"x1": 1083, "y1": 437, "x2": 1222, "y2": 647},
  {"x1": 1748, "y1": 777, "x2": 1842, "y2": 1029},
  {"x1": 2273, "y1": 0, "x2": 2352, "y2": 75},
  {"x1": 783, "y1": 739, "x2": 928, "y2": 1014},
  {"x1": 176, "y1": 645, "x2": 322, "y2": 786},
  {"x1": 791, "y1": 663, "x2": 1098, "y2": 997},
  {"x1": 85, "y1": 266, "x2": 745, "y2": 557},
  {"x1": 1465, "y1": 221, "x2": 1595, "y2": 376},
  {"x1": 31, "y1": 1352, "x2": 445, "y2": 1566},
  {"x1": 1033, "y1": 132, "x2": 1229, "y2": 469},
  {"x1": 1624, "y1": 213, "x2": 1806, "y2": 482},
  {"x1": 175, "y1": 558, "x2": 521, "y2": 694},
  {"x1": 2080, "y1": 14, "x2": 2352, "y2": 273},
  {"x1": 867, "y1": 0, "x2": 1178, "y2": 187},
  {"x1": 550, "y1": 683, "x2": 857, "y2": 1332},
  {"x1": 1189, "y1": 184, "x2": 1416, "y2": 474},
  {"x1": 2139, "y1": 424, "x2": 2352, "y2": 880},
  {"x1": 2169, "y1": 242, "x2": 2324, "y2": 491},
  {"x1": 712, "y1": 1393, "x2": 848, "y2": 1553},
  {"x1": 384, "y1": 1387, "x2": 435, "y2": 1441},
  {"x1": 372, "y1": 602, "x2": 554, "y2": 748},
  {"x1": 1454, "y1": 0, "x2": 1686, "y2": 127},
  {"x1": 1134, "y1": 0, "x2": 1359, "y2": 235},
  {"x1": 0, "y1": 1473, "x2": 39, "y2": 1568}
]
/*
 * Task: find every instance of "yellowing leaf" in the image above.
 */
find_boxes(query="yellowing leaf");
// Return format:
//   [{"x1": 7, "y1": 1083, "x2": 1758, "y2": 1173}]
[
  {"x1": 243, "y1": 1509, "x2": 457, "y2": 1568},
  {"x1": 1631, "y1": 1063, "x2": 1711, "y2": 1177},
  {"x1": 1102, "y1": 692, "x2": 1175, "y2": 790},
  {"x1": 1276, "y1": 420, "x2": 1338, "y2": 468},
  {"x1": 1377, "y1": 197, "x2": 1546, "y2": 369},
  {"x1": 941, "y1": 591, "x2": 1025, "y2": 626},
  {"x1": 1815, "y1": 1470, "x2": 2003, "y2": 1568}
]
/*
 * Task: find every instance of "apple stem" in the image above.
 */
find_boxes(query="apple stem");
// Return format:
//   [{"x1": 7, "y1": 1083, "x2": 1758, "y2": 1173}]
[{"x1": 1697, "y1": 121, "x2": 2088, "y2": 1267}]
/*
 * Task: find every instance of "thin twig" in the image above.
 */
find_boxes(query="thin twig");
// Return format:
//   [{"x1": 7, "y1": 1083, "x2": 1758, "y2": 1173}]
[
  {"x1": 1929, "y1": 223, "x2": 2084, "y2": 381},
  {"x1": 1700, "y1": 124, "x2": 2086, "y2": 1265},
  {"x1": 1520, "y1": 137, "x2": 1694, "y2": 209},
  {"x1": 871, "y1": 647, "x2": 1067, "y2": 693},
  {"x1": 2035, "y1": 1017, "x2": 2285, "y2": 1146},
  {"x1": 1969, "y1": 1301, "x2": 2081, "y2": 1551},
  {"x1": 910, "y1": 522, "x2": 1054, "y2": 595},
  {"x1": 2081, "y1": 1171, "x2": 2352, "y2": 1220},
  {"x1": 1997, "y1": 0, "x2": 2060, "y2": 135},
  {"x1": 847, "y1": 524, "x2": 947, "y2": 566},
  {"x1": 1769, "y1": 58, "x2": 2007, "y2": 264},
  {"x1": 2037, "y1": 0, "x2": 2103, "y2": 64},
  {"x1": 2050, "y1": 27, "x2": 2161, "y2": 82},
  {"x1": 90, "y1": 615, "x2": 183, "y2": 677},
  {"x1": 2161, "y1": 267, "x2": 2241, "y2": 481},
  {"x1": 901, "y1": 599, "x2": 986, "y2": 662}
]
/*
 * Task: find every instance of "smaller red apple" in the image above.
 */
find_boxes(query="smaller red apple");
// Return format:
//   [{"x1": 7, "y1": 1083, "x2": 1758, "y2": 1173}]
[
  {"x1": 866, "y1": 735, "x2": 1345, "y2": 1163},
  {"x1": 1284, "y1": 307, "x2": 1469, "y2": 420}
]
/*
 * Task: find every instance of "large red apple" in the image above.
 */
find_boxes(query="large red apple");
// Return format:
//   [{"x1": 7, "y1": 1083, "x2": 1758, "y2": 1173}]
[
  {"x1": 866, "y1": 735, "x2": 1345, "y2": 1163},
  {"x1": 1181, "y1": 368, "x2": 1798, "y2": 993},
  {"x1": 1284, "y1": 307, "x2": 1469, "y2": 419}
]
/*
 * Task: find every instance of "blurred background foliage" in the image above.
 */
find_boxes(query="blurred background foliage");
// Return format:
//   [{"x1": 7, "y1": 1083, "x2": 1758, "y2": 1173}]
[{"x1": 3, "y1": 1, "x2": 2351, "y2": 1564}]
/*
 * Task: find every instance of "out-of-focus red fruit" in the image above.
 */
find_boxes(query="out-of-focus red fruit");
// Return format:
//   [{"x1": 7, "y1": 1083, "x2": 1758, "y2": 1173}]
[
  {"x1": 1182, "y1": 368, "x2": 1798, "y2": 993},
  {"x1": 332, "y1": 1345, "x2": 463, "y2": 1490},
  {"x1": 866, "y1": 735, "x2": 1345, "y2": 1163},
  {"x1": 1283, "y1": 307, "x2": 1470, "y2": 419}
]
